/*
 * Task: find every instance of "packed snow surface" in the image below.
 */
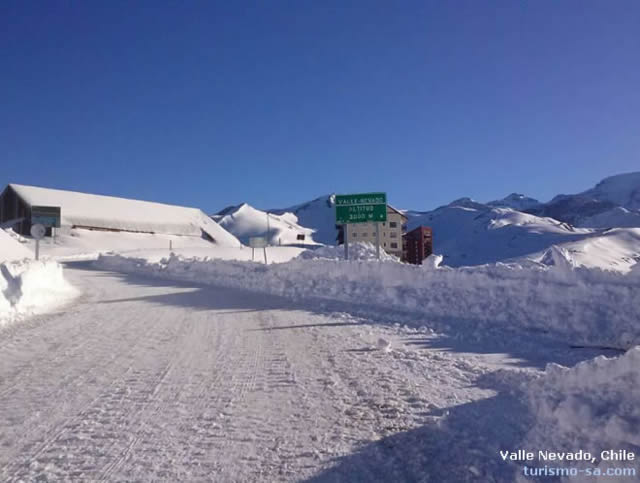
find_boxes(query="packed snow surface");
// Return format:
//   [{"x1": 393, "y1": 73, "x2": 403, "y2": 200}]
[
  {"x1": 2, "y1": 258, "x2": 633, "y2": 482},
  {"x1": 217, "y1": 203, "x2": 319, "y2": 246},
  {"x1": 9, "y1": 184, "x2": 240, "y2": 246},
  {"x1": 0, "y1": 229, "x2": 33, "y2": 263}
]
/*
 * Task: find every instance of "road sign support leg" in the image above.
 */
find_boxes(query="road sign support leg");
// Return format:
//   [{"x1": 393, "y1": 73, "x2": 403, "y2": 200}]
[
  {"x1": 375, "y1": 222, "x2": 380, "y2": 260},
  {"x1": 344, "y1": 224, "x2": 349, "y2": 260}
]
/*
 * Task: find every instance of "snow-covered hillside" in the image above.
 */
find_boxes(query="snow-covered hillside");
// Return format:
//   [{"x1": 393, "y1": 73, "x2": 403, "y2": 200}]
[
  {"x1": 488, "y1": 193, "x2": 541, "y2": 211},
  {"x1": 270, "y1": 194, "x2": 338, "y2": 245},
  {"x1": 526, "y1": 172, "x2": 640, "y2": 227},
  {"x1": 581, "y1": 171, "x2": 640, "y2": 211},
  {"x1": 217, "y1": 203, "x2": 318, "y2": 246},
  {"x1": 406, "y1": 199, "x2": 593, "y2": 267}
]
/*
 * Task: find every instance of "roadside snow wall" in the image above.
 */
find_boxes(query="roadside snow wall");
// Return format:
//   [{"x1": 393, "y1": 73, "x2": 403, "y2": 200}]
[
  {"x1": 0, "y1": 260, "x2": 78, "y2": 326},
  {"x1": 96, "y1": 254, "x2": 640, "y2": 349},
  {"x1": 518, "y1": 348, "x2": 640, "y2": 482}
]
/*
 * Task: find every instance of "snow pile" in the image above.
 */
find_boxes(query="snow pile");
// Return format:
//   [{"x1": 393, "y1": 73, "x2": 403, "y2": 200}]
[
  {"x1": 521, "y1": 348, "x2": 640, "y2": 480},
  {"x1": 296, "y1": 242, "x2": 398, "y2": 261},
  {"x1": 0, "y1": 260, "x2": 78, "y2": 325},
  {"x1": 96, "y1": 254, "x2": 640, "y2": 349},
  {"x1": 218, "y1": 203, "x2": 318, "y2": 246},
  {"x1": 9, "y1": 184, "x2": 240, "y2": 246},
  {"x1": 421, "y1": 253, "x2": 444, "y2": 269},
  {"x1": 0, "y1": 229, "x2": 33, "y2": 263}
]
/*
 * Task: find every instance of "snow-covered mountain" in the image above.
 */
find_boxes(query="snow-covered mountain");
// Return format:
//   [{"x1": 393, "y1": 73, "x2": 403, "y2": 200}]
[
  {"x1": 217, "y1": 203, "x2": 318, "y2": 246},
  {"x1": 405, "y1": 199, "x2": 590, "y2": 266},
  {"x1": 210, "y1": 172, "x2": 640, "y2": 271},
  {"x1": 526, "y1": 172, "x2": 640, "y2": 228},
  {"x1": 488, "y1": 193, "x2": 541, "y2": 211},
  {"x1": 582, "y1": 171, "x2": 640, "y2": 211}
]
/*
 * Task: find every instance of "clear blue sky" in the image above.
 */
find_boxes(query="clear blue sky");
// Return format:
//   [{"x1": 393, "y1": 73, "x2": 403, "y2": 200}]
[{"x1": 2, "y1": 1, "x2": 639, "y2": 212}]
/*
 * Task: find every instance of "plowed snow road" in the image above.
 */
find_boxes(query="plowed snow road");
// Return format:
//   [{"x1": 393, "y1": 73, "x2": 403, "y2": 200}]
[{"x1": 0, "y1": 263, "x2": 607, "y2": 482}]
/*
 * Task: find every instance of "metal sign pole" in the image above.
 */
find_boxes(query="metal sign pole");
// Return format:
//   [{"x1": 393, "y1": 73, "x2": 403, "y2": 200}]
[
  {"x1": 344, "y1": 223, "x2": 349, "y2": 260},
  {"x1": 375, "y1": 222, "x2": 380, "y2": 260},
  {"x1": 35, "y1": 240, "x2": 40, "y2": 261},
  {"x1": 263, "y1": 247, "x2": 268, "y2": 264}
]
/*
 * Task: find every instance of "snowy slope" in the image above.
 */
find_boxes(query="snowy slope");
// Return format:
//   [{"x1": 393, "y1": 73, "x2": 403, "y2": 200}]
[
  {"x1": 581, "y1": 171, "x2": 640, "y2": 211},
  {"x1": 9, "y1": 184, "x2": 240, "y2": 246},
  {"x1": 271, "y1": 194, "x2": 338, "y2": 245},
  {"x1": 217, "y1": 203, "x2": 318, "y2": 246},
  {"x1": 526, "y1": 172, "x2": 640, "y2": 227},
  {"x1": 487, "y1": 193, "x2": 541, "y2": 211},
  {"x1": 406, "y1": 200, "x2": 593, "y2": 267},
  {"x1": 521, "y1": 228, "x2": 640, "y2": 272},
  {"x1": 0, "y1": 229, "x2": 33, "y2": 263}
]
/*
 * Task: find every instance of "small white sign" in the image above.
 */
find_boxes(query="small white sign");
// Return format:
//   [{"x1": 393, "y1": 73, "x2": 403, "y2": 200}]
[
  {"x1": 30, "y1": 223, "x2": 46, "y2": 240},
  {"x1": 249, "y1": 237, "x2": 268, "y2": 248}
]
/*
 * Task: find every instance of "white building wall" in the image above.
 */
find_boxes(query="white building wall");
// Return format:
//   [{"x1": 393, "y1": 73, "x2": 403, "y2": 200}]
[{"x1": 346, "y1": 207, "x2": 406, "y2": 258}]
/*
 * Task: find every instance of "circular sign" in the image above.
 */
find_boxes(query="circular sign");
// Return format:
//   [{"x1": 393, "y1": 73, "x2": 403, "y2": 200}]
[{"x1": 30, "y1": 223, "x2": 46, "y2": 240}]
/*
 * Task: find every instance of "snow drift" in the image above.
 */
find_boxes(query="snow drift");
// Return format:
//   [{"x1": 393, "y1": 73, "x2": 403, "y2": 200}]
[
  {"x1": 0, "y1": 260, "x2": 78, "y2": 326},
  {"x1": 296, "y1": 242, "x2": 398, "y2": 261},
  {"x1": 96, "y1": 254, "x2": 640, "y2": 350}
]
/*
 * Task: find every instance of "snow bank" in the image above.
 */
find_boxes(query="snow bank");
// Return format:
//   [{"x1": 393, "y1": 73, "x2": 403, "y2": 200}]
[
  {"x1": 296, "y1": 242, "x2": 399, "y2": 261},
  {"x1": 0, "y1": 229, "x2": 33, "y2": 263},
  {"x1": 0, "y1": 260, "x2": 78, "y2": 326},
  {"x1": 95, "y1": 254, "x2": 640, "y2": 349},
  {"x1": 520, "y1": 348, "x2": 640, "y2": 481}
]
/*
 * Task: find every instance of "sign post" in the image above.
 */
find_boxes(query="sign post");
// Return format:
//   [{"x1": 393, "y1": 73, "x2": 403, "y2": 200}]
[
  {"x1": 30, "y1": 223, "x2": 46, "y2": 260},
  {"x1": 335, "y1": 192, "x2": 387, "y2": 261}
]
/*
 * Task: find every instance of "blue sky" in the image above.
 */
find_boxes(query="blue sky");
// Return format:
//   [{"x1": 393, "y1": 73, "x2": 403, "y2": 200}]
[{"x1": 2, "y1": 1, "x2": 639, "y2": 212}]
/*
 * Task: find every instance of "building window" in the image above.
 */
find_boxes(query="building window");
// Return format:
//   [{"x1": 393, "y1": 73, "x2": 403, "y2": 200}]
[
  {"x1": 383, "y1": 242, "x2": 387, "y2": 247},
  {"x1": 362, "y1": 233, "x2": 368, "y2": 237},
  {"x1": 390, "y1": 242, "x2": 398, "y2": 249},
  {"x1": 353, "y1": 233, "x2": 357, "y2": 237},
  {"x1": 390, "y1": 221, "x2": 397, "y2": 228},
  {"x1": 390, "y1": 232, "x2": 397, "y2": 238}
]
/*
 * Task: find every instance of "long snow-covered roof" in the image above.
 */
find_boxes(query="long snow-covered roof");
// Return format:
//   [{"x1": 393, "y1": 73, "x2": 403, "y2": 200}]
[{"x1": 8, "y1": 184, "x2": 240, "y2": 246}]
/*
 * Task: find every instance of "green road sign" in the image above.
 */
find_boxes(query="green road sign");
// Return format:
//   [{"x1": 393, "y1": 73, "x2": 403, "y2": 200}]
[
  {"x1": 31, "y1": 206, "x2": 61, "y2": 228},
  {"x1": 335, "y1": 192, "x2": 387, "y2": 224}
]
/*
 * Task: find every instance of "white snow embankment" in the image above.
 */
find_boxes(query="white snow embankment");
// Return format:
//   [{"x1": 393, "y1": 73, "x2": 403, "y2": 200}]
[
  {"x1": 0, "y1": 260, "x2": 78, "y2": 326},
  {"x1": 95, "y1": 252, "x2": 640, "y2": 349},
  {"x1": 0, "y1": 229, "x2": 33, "y2": 263},
  {"x1": 518, "y1": 348, "x2": 640, "y2": 481}
]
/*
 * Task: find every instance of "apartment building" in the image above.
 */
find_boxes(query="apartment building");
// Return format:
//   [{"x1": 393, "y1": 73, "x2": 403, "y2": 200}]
[
  {"x1": 403, "y1": 226, "x2": 433, "y2": 264},
  {"x1": 344, "y1": 205, "x2": 407, "y2": 258}
]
